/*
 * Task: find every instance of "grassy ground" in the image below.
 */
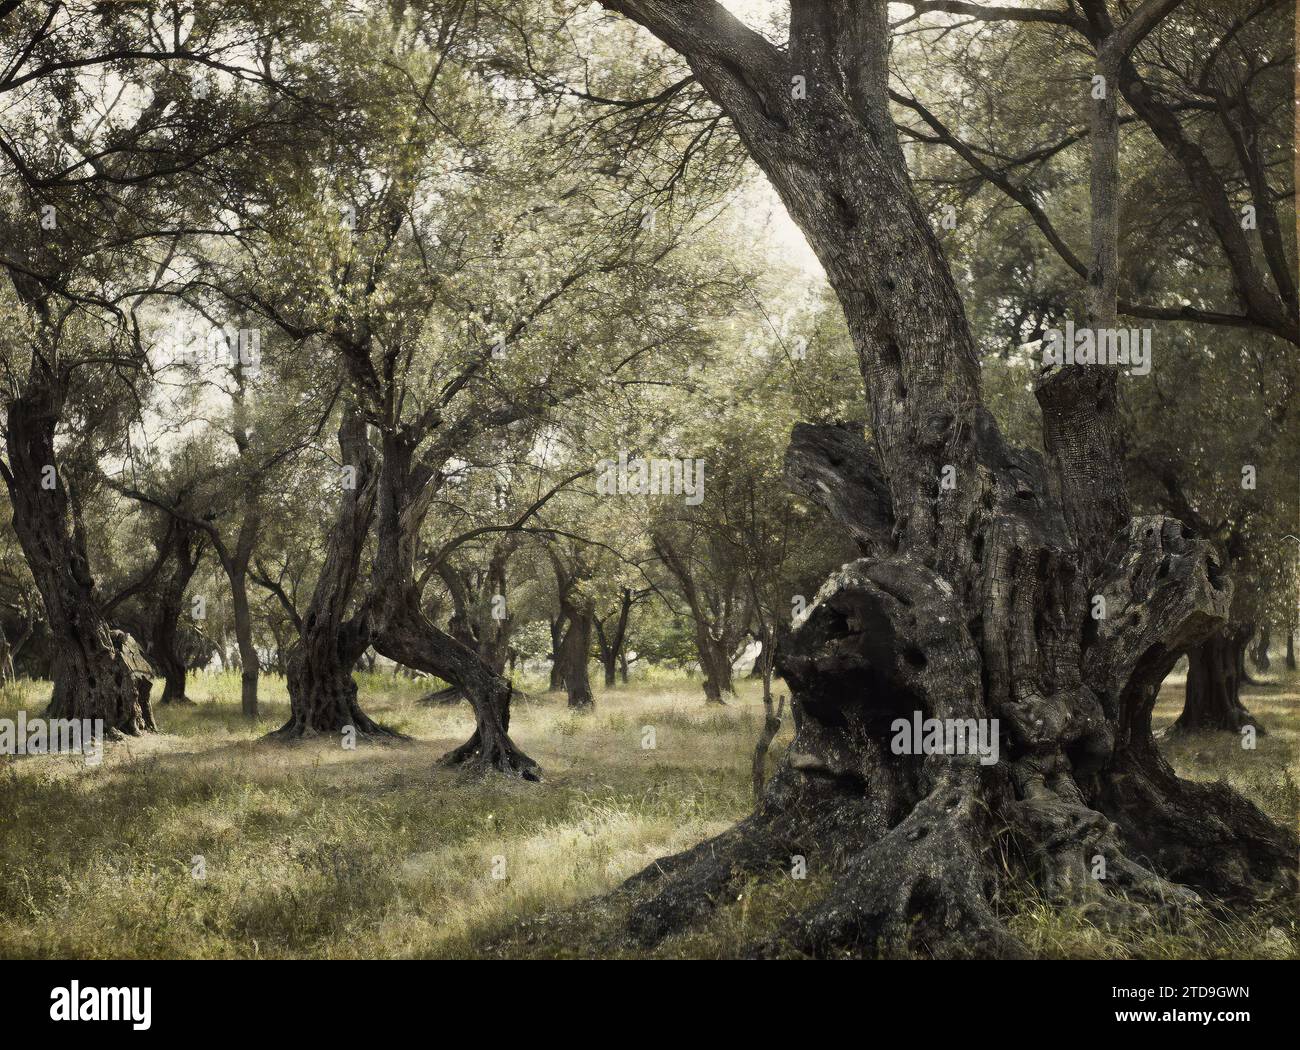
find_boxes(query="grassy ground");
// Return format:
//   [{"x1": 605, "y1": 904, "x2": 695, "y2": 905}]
[{"x1": 0, "y1": 667, "x2": 1295, "y2": 959}]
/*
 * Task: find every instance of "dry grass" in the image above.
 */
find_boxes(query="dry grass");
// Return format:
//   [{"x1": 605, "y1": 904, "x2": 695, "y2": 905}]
[{"x1": 0, "y1": 667, "x2": 1294, "y2": 959}]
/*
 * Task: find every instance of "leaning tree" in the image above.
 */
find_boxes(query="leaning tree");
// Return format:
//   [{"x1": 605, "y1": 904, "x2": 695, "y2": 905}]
[{"x1": 586, "y1": 0, "x2": 1296, "y2": 957}]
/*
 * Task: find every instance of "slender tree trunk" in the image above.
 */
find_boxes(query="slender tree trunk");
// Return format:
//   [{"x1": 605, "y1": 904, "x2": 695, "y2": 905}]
[
  {"x1": 0, "y1": 617, "x2": 28, "y2": 682},
  {"x1": 619, "y1": 649, "x2": 629, "y2": 683},
  {"x1": 652, "y1": 534, "x2": 740, "y2": 704},
  {"x1": 1252, "y1": 623, "x2": 1271, "y2": 671},
  {"x1": 227, "y1": 566, "x2": 259, "y2": 718},
  {"x1": 0, "y1": 632, "x2": 12, "y2": 683},
  {"x1": 548, "y1": 615, "x2": 566, "y2": 692},
  {"x1": 1287, "y1": 629, "x2": 1296, "y2": 671},
  {"x1": 595, "y1": 588, "x2": 634, "y2": 689},
  {"x1": 751, "y1": 626, "x2": 784, "y2": 799},
  {"x1": 478, "y1": 542, "x2": 517, "y2": 676},
  {"x1": 2, "y1": 381, "x2": 153, "y2": 734}
]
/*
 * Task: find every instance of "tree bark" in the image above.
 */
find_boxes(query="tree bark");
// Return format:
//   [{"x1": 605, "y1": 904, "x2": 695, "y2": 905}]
[
  {"x1": 600, "y1": 649, "x2": 617, "y2": 688},
  {"x1": 747, "y1": 633, "x2": 776, "y2": 679},
  {"x1": 1287, "y1": 629, "x2": 1296, "y2": 671},
  {"x1": 556, "y1": 605, "x2": 595, "y2": 709},
  {"x1": 695, "y1": 634, "x2": 734, "y2": 704},
  {"x1": 152, "y1": 521, "x2": 205, "y2": 704},
  {"x1": 421, "y1": 547, "x2": 519, "y2": 703},
  {"x1": 1252, "y1": 623, "x2": 1271, "y2": 671},
  {"x1": 2, "y1": 381, "x2": 154, "y2": 735},
  {"x1": 751, "y1": 625, "x2": 783, "y2": 799},
  {"x1": 548, "y1": 614, "x2": 566, "y2": 692},
  {"x1": 595, "y1": 587, "x2": 635, "y2": 689},
  {"x1": 551, "y1": 552, "x2": 596, "y2": 709},
  {"x1": 652, "y1": 533, "x2": 743, "y2": 703},
  {"x1": 227, "y1": 565, "x2": 259, "y2": 717},
  {"x1": 478, "y1": 543, "x2": 517, "y2": 675},
  {"x1": 272, "y1": 407, "x2": 398, "y2": 738},
  {"x1": 1169, "y1": 625, "x2": 1264, "y2": 736}
]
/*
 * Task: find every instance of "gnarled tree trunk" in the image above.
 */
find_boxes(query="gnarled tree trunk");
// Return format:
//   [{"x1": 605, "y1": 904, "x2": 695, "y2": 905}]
[
  {"x1": 592, "y1": 0, "x2": 1295, "y2": 957},
  {"x1": 2, "y1": 381, "x2": 154, "y2": 735},
  {"x1": 152, "y1": 521, "x2": 206, "y2": 704},
  {"x1": 273, "y1": 408, "x2": 398, "y2": 738}
]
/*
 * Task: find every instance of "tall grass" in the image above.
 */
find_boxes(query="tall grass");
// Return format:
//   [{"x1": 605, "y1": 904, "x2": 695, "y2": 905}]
[{"x1": 0, "y1": 668, "x2": 1294, "y2": 958}]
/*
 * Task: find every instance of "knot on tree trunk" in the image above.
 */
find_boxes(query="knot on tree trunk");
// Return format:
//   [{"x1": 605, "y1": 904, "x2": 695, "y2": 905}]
[{"x1": 784, "y1": 422, "x2": 893, "y2": 554}]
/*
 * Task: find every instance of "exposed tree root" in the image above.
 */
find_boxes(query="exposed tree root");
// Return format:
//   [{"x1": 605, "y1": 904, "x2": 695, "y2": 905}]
[{"x1": 441, "y1": 726, "x2": 541, "y2": 781}]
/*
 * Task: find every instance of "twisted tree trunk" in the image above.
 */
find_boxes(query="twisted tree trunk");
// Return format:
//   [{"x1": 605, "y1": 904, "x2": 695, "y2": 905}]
[
  {"x1": 593, "y1": 0, "x2": 1295, "y2": 957},
  {"x1": 273, "y1": 408, "x2": 398, "y2": 739},
  {"x1": 367, "y1": 432, "x2": 538, "y2": 778}
]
